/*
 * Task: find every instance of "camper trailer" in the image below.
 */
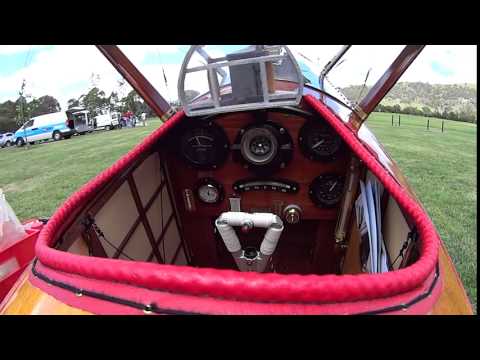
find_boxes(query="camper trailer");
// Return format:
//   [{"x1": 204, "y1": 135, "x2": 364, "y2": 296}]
[{"x1": 14, "y1": 111, "x2": 75, "y2": 146}]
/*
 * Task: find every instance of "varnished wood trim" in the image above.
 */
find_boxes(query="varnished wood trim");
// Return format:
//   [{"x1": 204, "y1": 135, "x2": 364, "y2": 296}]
[
  {"x1": 127, "y1": 176, "x2": 164, "y2": 263},
  {"x1": 147, "y1": 214, "x2": 175, "y2": 262},
  {"x1": 0, "y1": 269, "x2": 91, "y2": 315},
  {"x1": 112, "y1": 181, "x2": 165, "y2": 259},
  {"x1": 158, "y1": 151, "x2": 192, "y2": 263},
  {"x1": 96, "y1": 45, "x2": 172, "y2": 118},
  {"x1": 431, "y1": 241, "x2": 474, "y2": 315}
]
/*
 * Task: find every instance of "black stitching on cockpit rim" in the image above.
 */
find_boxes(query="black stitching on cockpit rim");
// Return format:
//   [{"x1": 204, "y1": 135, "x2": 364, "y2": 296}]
[
  {"x1": 30, "y1": 258, "x2": 440, "y2": 315},
  {"x1": 30, "y1": 259, "x2": 200, "y2": 315}
]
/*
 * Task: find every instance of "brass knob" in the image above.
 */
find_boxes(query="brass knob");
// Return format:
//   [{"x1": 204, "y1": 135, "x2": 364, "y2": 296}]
[{"x1": 283, "y1": 205, "x2": 302, "y2": 224}]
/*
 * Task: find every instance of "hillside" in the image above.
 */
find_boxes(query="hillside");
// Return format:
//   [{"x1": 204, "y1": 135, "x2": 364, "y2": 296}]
[{"x1": 342, "y1": 82, "x2": 477, "y2": 123}]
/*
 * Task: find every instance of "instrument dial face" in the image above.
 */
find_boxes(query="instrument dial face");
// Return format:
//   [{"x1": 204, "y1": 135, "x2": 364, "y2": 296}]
[
  {"x1": 240, "y1": 127, "x2": 278, "y2": 166},
  {"x1": 198, "y1": 184, "x2": 220, "y2": 204},
  {"x1": 309, "y1": 174, "x2": 345, "y2": 208},
  {"x1": 195, "y1": 178, "x2": 224, "y2": 205},
  {"x1": 299, "y1": 120, "x2": 343, "y2": 161},
  {"x1": 250, "y1": 135, "x2": 273, "y2": 156},
  {"x1": 233, "y1": 119, "x2": 292, "y2": 176},
  {"x1": 179, "y1": 123, "x2": 229, "y2": 169}
]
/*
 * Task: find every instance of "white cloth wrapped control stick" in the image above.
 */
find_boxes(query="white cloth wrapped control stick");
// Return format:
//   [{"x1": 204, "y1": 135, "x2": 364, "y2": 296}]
[{"x1": 215, "y1": 212, "x2": 284, "y2": 272}]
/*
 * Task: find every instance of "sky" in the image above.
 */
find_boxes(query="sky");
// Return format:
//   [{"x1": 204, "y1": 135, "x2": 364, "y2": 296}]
[{"x1": 0, "y1": 45, "x2": 476, "y2": 111}]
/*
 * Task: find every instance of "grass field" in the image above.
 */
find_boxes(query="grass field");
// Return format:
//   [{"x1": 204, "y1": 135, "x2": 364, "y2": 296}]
[
  {"x1": 0, "y1": 113, "x2": 476, "y2": 311},
  {"x1": 367, "y1": 113, "x2": 476, "y2": 312}
]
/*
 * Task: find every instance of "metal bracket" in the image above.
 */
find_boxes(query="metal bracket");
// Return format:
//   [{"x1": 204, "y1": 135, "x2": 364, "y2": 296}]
[
  {"x1": 229, "y1": 197, "x2": 241, "y2": 212},
  {"x1": 353, "y1": 104, "x2": 368, "y2": 121}
]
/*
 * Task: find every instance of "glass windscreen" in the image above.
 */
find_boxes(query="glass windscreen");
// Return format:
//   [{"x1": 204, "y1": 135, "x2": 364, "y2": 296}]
[
  {"x1": 178, "y1": 45, "x2": 304, "y2": 116},
  {"x1": 116, "y1": 45, "x2": 407, "y2": 116},
  {"x1": 323, "y1": 45, "x2": 406, "y2": 106}
]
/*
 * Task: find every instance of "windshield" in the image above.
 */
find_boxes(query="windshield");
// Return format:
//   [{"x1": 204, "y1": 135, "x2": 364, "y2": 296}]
[
  {"x1": 115, "y1": 45, "x2": 410, "y2": 118},
  {"x1": 322, "y1": 45, "x2": 406, "y2": 106},
  {"x1": 117, "y1": 45, "x2": 345, "y2": 105}
]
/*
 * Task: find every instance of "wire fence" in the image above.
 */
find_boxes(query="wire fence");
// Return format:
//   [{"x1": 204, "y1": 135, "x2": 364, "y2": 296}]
[
  {"x1": 388, "y1": 113, "x2": 446, "y2": 132},
  {"x1": 370, "y1": 112, "x2": 478, "y2": 135}
]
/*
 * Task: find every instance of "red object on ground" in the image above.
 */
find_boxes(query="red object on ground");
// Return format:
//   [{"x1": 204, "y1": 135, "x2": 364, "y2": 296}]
[{"x1": 0, "y1": 220, "x2": 43, "y2": 302}]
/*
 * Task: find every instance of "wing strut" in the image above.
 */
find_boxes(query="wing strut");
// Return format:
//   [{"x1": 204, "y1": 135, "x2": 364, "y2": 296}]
[
  {"x1": 353, "y1": 45, "x2": 425, "y2": 125},
  {"x1": 96, "y1": 45, "x2": 174, "y2": 119}
]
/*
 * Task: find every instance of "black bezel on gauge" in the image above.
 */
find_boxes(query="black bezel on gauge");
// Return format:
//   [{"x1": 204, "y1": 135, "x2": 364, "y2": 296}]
[
  {"x1": 178, "y1": 120, "x2": 230, "y2": 170},
  {"x1": 232, "y1": 120, "x2": 293, "y2": 176},
  {"x1": 298, "y1": 119, "x2": 343, "y2": 162},
  {"x1": 309, "y1": 174, "x2": 345, "y2": 208},
  {"x1": 194, "y1": 177, "x2": 225, "y2": 205}
]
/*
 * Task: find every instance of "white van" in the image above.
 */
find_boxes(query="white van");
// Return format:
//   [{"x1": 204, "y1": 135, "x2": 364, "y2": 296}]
[
  {"x1": 94, "y1": 110, "x2": 120, "y2": 131},
  {"x1": 14, "y1": 112, "x2": 75, "y2": 146}
]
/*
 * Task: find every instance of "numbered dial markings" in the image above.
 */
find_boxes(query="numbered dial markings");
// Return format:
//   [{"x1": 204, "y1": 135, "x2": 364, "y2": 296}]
[
  {"x1": 309, "y1": 174, "x2": 345, "y2": 208},
  {"x1": 299, "y1": 120, "x2": 343, "y2": 161},
  {"x1": 195, "y1": 178, "x2": 224, "y2": 205},
  {"x1": 179, "y1": 122, "x2": 229, "y2": 169}
]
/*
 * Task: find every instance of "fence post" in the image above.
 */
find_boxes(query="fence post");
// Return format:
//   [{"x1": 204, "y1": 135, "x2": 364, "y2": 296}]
[
  {"x1": 427, "y1": 118, "x2": 430, "y2": 130},
  {"x1": 392, "y1": 114, "x2": 394, "y2": 126},
  {"x1": 442, "y1": 120, "x2": 444, "y2": 133},
  {"x1": 398, "y1": 115, "x2": 401, "y2": 127}
]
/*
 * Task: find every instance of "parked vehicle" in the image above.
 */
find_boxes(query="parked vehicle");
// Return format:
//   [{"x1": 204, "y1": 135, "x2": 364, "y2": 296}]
[
  {"x1": 0, "y1": 132, "x2": 14, "y2": 148},
  {"x1": 65, "y1": 108, "x2": 95, "y2": 135},
  {"x1": 94, "y1": 110, "x2": 120, "y2": 131},
  {"x1": 14, "y1": 112, "x2": 75, "y2": 146}
]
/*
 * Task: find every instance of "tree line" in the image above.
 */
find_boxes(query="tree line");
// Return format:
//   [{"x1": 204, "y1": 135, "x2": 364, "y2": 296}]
[
  {"x1": 0, "y1": 88, "x2": 155, "y2": 133},
  {"x1": 66, "y1": 87, "x2": 154, "y2": 118},
  {"x1": 373, "y1": 103, "x2": 477, "y2": 123},
  {"x1": 0, "y1": 95, "x2": 61, "y2": 133},
  {"x1": 343, "y1": 82, "x2": 477, "y2": 124}
]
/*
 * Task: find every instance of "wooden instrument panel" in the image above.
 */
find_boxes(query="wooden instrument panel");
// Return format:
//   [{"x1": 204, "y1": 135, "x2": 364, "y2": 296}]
[{"x1": 165, "y1": 110, "x2": 350, "y2": 221}]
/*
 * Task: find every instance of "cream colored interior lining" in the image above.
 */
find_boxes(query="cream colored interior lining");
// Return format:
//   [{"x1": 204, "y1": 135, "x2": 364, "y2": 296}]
[{"x1": 67, "y1": 152, "x2": 186, "y2": 265}]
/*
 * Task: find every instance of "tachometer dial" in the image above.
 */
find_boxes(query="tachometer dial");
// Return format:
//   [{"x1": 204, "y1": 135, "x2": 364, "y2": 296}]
[
  {"x1": 309, "y1": 174, "x2": 345, "y2": 208},
  {"x1": 299, "y1": 119, "x2": 343, "y2": 161},
  {"x1": 179, "y1": 122, "x2": 229, "y2": 169}
]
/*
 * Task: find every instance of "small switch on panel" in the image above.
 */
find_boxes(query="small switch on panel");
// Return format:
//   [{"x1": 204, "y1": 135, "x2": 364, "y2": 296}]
[{"x1": 283, "y1": 205, "x2": 302, "y2": 224}]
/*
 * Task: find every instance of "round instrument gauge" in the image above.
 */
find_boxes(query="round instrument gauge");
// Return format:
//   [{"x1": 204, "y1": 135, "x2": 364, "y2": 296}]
[
  {"x1": 241, "y1": 127, "x2": 279, "y2": 166},
  {"x1": 233, "y1": 120, "x2": 293, "y2": 175},
  {"x1": 309, "y1": 174, "x2": 345, "y2": 208},
  {"x1": 299, "y1": 119, "x2": 343, "y2": 161},
  {"x1": 195, "y1": 178, "x2": 224, "y2": 204},
  {"x1": 179, "y1": 122, "x2": 229, "y2": 170}
]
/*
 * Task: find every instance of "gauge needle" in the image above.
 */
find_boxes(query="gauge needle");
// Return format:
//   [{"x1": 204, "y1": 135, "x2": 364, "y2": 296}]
[
  {"x1": 312, "y1": 139, "x2": 325, "y2": 149},
  {"x1": 329, "y1": 182, "x2": 337, "y2": 192}
]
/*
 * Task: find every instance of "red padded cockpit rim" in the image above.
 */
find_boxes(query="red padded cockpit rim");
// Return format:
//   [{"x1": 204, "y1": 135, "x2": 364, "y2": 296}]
[{"x1": 34, "y1": 96, "x2": 439, "y2": 304}]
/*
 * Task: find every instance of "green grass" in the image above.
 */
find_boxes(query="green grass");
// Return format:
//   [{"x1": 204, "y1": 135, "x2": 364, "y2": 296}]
[
  {"x1": 367, "y1": 113, "x2": 476, "y2": 312},
  {"x1": 0, "y1": 114, "x2": 476, "y2": 311},
  {"x1": 1, "y1": 119, "x2": 164, "y2": 221}
]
